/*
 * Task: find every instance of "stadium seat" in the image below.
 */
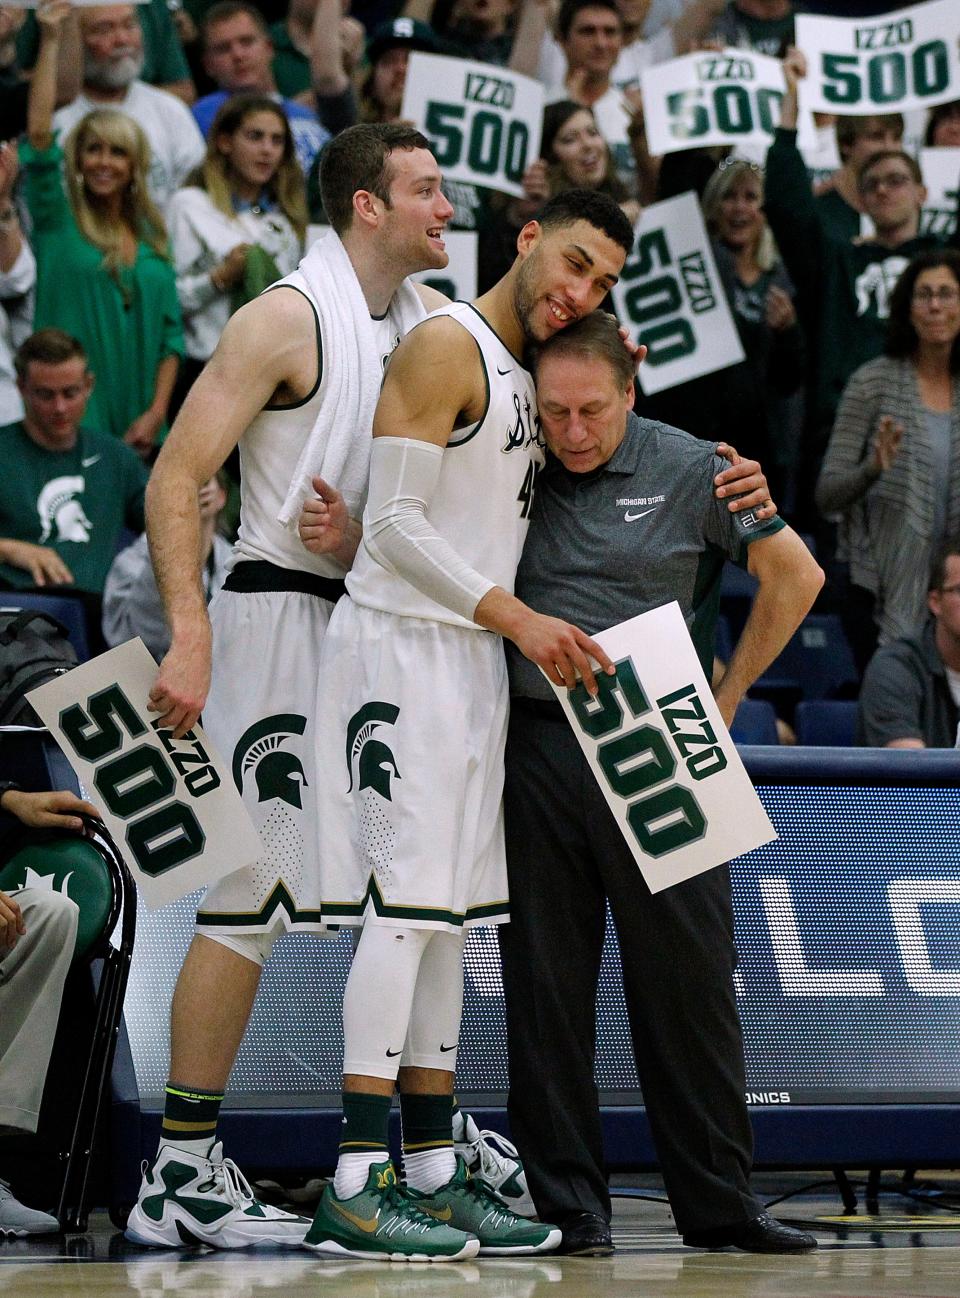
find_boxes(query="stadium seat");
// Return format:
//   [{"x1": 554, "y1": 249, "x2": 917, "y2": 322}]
[
  {"x1": 795, "y1": 700, "x2": 858, "y2": 747},
  {"x1": 0, "y1": 592, "x2": 90, "y2": 662},
  {"x1": 0, "y1": 732, "x2": 136, "y2": 1231},
  {"x1": 730, "y1": 698, "x2": 779, "y2": 745},
  {"x1": 755, "y1": 614, "x2": 859, "y2": 702}
]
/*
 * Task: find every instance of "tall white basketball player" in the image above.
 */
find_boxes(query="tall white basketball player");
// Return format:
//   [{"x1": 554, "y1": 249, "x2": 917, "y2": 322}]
[
  {"x1": 302, "y1": 191, "x2": 636, "y2": 1262},
  {"x1": 126, "y1": 124, "x2": 457, "y2": 1251}
]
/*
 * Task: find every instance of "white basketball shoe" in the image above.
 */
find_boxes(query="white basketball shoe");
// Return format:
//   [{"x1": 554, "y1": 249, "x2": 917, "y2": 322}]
[
  {"x1": 125, "y1": 1142, "x2": 310, "y2": 1248},
  {"x1": 453, "y1": 1113, "x2": 536, "y2": 1218}
]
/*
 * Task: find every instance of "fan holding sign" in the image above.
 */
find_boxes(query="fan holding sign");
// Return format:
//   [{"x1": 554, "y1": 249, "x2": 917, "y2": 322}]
[{"x1": 500, "y1": 309, "x2": 823, "y2": 1255}]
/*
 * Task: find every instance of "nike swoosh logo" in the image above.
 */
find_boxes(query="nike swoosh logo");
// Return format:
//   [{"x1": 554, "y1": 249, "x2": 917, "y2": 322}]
[
  {"x1": 330, "y1": 1199, "x2": 380, "y2": 1234},
  {"x1": 81, "y1": 455, "x2": 101, "y2": 468},
  {"x1": 422, "y1": 1205, "x2": 453, "y2": 1221},
  {"x1": 624, "y1": 508, "x2": 657, "y2": 522},
  {"x1": 385, "y1": 1048, "x2": 402, "y2": 1058},
  {"x1": 439, "y1": 1043, "x2": 457, "y2": 1052},
  {"x1": 496, "y1": 366, "x2": 512, "y2": 375}
]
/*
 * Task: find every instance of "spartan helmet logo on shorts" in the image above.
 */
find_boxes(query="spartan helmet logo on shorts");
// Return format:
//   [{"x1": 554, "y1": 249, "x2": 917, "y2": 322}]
[
  {"x1": 37, "y1": 476, "x2": 92, "y2": 543},
  {"x1": 346, "y1": 702, "x2": 401, "y2": 801},
  {"x1": 232, "y1": 714, "x2": 309, "y2": 809}
]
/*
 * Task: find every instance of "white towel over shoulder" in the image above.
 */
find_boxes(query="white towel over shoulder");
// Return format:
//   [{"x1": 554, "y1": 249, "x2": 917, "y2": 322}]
[{"x1": 276, "y1": 229, "x2": 426, "y2": 529}]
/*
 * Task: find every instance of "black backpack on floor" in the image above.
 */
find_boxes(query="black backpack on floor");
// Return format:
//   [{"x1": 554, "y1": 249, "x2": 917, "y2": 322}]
[{"x1": 0, "y1": 609, "x2": 77, "y2": 726}]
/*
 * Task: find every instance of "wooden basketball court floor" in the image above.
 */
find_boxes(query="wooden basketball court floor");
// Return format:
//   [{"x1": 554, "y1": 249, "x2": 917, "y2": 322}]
[{"x1": 5, "y1": 1179, "x2": 960, "y2": 1298}]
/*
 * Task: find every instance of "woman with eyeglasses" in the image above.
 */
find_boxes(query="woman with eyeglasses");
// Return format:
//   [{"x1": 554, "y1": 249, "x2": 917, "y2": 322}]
[{"x1": 816, "y1": 249, "x2": 960, "y2": 671}]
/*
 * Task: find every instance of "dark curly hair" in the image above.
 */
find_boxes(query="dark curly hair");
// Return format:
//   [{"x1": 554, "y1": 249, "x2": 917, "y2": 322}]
[
  {"x1": 537, "y1": 188, "x2": 635, "y2": 256},
  {"x1": 885, "y1": 248, "x2": 960, "y2": 373}
]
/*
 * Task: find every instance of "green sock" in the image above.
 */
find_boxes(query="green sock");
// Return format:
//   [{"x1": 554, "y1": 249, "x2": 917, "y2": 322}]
[
  {"x1": 401, "y1": 1093, "x2": 456, "y2": 1192},
  {"x1": 333, "y1": 1092, "x2": 394, "y2": 1198},
  {"x1": 160, "y1": 1083, "x2": 223, "y2": 1155},
  {"x1": 339, "y1": 1091, "x2": 393, "y2": 1157}
]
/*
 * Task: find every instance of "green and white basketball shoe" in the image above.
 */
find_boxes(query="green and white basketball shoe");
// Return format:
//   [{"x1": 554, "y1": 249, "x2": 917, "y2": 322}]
[
  {"x1": 407, "y1": 1156, "x2": 561, "y2": 1255},
  {"x1": 125, "y1": 1142, "x2": 310, "y2": 1248},
  {"x1": 303, "y1": 1160, "x2": 479, "y2": 1262}
]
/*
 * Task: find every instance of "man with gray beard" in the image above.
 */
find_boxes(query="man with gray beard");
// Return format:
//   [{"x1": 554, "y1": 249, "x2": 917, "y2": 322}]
[{"x1": 53, "y1": 4, "x2": 203, "y2": 213}]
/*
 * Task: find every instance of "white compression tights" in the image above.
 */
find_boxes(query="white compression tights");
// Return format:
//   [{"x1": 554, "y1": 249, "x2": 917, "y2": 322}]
[{"x1": 342, "y1": 924, "x2": 466, "y2": 1081}]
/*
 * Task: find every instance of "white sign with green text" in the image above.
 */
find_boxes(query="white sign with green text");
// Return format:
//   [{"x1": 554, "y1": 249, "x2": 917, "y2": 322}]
[
  {"x1": 28, "y1": 639, "x2": 263, "y2": 908},
  {"x1": 919, "y1": 148, "x2": 960, "y2": 238},
  {"x1": 402, "y1": 52, "x2": 543, "y2": 199},
  {"x1": 640, "y1": 47, "x2": 792, "y2": 156},
  {"x1": 547, "y1": 603, "x2": 776, "y2": 894},
  {"x1": 795, "y1": 2, "x2": 960, "y2": 116},
  {"x1": 610, "y1": 192, "x2": 744, "y2": 395}
]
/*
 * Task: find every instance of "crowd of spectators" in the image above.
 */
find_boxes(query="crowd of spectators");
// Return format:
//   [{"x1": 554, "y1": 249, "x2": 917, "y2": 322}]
[{"x1": 0, "y1": 0, "x2": 957, "y2": 747}]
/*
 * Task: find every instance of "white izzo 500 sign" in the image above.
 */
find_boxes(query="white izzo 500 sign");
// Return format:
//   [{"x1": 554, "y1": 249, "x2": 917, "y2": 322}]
[{"x1": 548, "y1": 602, "x2": 776, "y2": 893}]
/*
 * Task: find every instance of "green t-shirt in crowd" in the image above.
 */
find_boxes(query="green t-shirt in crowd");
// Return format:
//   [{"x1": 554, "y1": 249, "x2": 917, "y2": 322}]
[
  {"x1": 0, "y1": 422, "x2": 147, "y2": 595},
  {"x1": 765, "y1": 127, "x2": 945, "y2": 434},
  {"x1": 270, "y1": 21, "x2": 311, "y2": 99}
]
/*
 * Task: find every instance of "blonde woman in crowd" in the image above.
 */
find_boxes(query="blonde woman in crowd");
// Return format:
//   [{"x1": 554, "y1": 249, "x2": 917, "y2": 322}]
[{"x1": 20, "y1": 2, "x2": 182, "y2": 456}]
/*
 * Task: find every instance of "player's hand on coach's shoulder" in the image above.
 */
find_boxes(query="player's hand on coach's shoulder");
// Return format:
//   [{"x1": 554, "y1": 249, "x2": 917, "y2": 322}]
[
  {"x1": 148, "y1": 622, "x2": 212, "y2": 739},
  {"x1": 714, "y1": 443, "x2": 777, "y2": 520}
]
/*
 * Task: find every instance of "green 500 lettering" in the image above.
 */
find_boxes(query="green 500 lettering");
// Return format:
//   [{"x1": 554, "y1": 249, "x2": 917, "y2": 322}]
[
  {"x1": 59, "y1": 683, "x2": 214, "y2": 877},
  {"x1": 568, "y1": 658, "x2": 725, "y2": 858}
]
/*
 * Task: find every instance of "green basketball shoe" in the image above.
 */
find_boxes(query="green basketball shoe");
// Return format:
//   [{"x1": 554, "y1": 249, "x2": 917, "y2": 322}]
[
  {"x1": 303, "y1": 1160, "x2": 479, "y2": 1262},
  {"x1": 407, "y1": 1157, "x2": 562, "y2": 1255}
]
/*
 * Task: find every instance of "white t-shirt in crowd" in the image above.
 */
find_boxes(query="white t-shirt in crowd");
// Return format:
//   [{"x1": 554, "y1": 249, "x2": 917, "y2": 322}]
[
  {"x1": 167, "y1": 186, "x2": 303, "y2": 362},
  {"x1": 0, "y1": 241, "x2": 36, "y2": 427}
]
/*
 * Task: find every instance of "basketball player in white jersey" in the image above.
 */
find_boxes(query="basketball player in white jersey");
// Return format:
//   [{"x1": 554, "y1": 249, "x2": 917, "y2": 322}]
[
  {"x1": 302, "y1": 190, "x2": 638, "y2": 1261},
  {"x1": 124, "y1": 125, "x2": 461, "y2": 1252}
]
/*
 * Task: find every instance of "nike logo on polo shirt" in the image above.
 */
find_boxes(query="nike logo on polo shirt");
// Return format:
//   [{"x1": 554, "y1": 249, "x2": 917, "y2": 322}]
[
  {"x1": 439, "y1": 1043, "x2": 456, "y2": 1052},
  {"x1": 624, "y1": 508, "x2": 657, "y2": 522},
  {"x1": 81, "y1": 454, "x2": 101, "y2": 468}
]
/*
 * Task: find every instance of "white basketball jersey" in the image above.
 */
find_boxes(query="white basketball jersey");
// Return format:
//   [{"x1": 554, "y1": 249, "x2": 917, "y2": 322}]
[
  {"x1": 346, "y1": 301, "x2": 546, "y2": 628},
  {"x1": 232, "y1": 274, "x2": 406, "y2": 576}
]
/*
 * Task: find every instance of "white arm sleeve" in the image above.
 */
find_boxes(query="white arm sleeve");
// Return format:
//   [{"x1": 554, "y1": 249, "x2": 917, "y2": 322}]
[{"x1": 362, "y1": 437, "x2": 496, "y2": 624}]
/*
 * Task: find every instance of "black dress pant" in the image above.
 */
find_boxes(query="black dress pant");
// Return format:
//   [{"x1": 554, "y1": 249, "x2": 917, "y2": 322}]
[{"x1": 499, "y1": 703, "x2": 757, "y2": 1233}]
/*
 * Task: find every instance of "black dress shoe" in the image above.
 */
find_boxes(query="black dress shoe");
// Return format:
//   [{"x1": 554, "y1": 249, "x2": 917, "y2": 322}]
[
  {"x1": 682, "y1": 1212, "x2": 818, "y2": 1253},
  {"x1": 556, "y1": 1212, "x2": 615, "y2": 1256}
]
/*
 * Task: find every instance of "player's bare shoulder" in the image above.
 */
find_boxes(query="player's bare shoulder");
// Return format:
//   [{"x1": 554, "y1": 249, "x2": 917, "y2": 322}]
[
  {"x1": 380, "y1": 313, "x2": 486, "y2": 430},
  {"x1": 225, "y1": 286, "x2": 320, "y2": 406},
  {"x1": 414, "y1": 282, "x2": 451, "y2": 313}
]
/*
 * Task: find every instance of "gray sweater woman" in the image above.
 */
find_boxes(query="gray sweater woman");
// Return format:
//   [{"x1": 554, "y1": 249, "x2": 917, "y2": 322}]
[{"x1": 816, "y1": 354, "x2": 960, "y2": 645}]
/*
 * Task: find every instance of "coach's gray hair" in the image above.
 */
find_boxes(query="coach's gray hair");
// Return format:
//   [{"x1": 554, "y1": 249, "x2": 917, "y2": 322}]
[{"x1": 532, "y1": 311, "x2": 634, "y2": 389}]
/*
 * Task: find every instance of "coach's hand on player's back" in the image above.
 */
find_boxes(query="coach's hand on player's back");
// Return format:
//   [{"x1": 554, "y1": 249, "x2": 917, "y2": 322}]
[{"x1": 148, "y1": 623, "x2": 212, "y2": 739}]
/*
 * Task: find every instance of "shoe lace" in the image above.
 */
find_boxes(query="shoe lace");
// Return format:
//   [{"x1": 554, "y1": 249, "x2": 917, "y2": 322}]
[
  {"x1": 465, "y1": 1128, "x2": 520, "y2": 1182},
  {"x1": 459, "y1": 1172, "x2": 522, "y2": 1228},
  {"x1": 201, "y1": 1156, "x2": 256, "y2": 1208},
  {"x1": 383, "y1": 1181, "x2": 440, "y2": 1234}
]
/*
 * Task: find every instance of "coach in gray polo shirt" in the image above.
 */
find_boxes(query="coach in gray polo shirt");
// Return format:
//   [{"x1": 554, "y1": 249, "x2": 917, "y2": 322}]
[{"x1": 500, "y1": 312, "x2": 824, "y2": 1257}]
